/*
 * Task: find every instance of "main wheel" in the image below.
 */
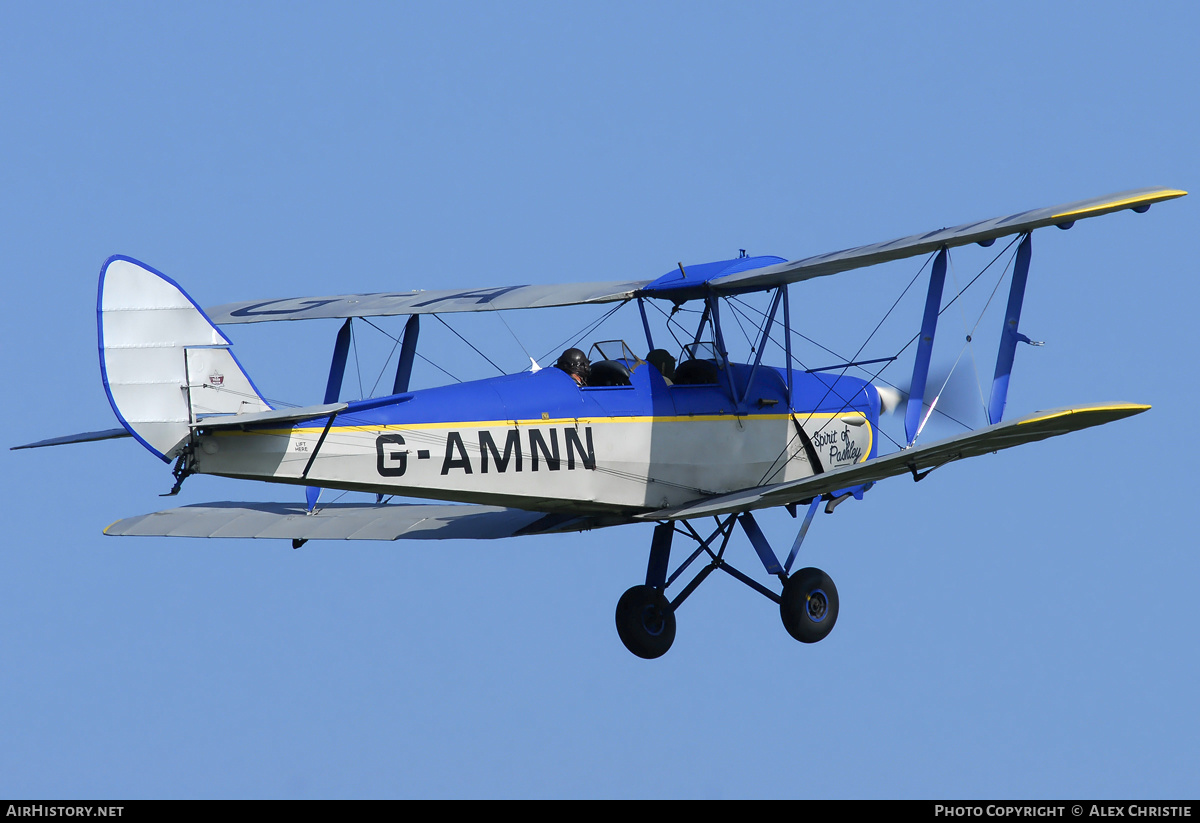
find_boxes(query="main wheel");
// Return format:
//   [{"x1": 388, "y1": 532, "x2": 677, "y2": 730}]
[
  {"x1": 780, "y1": 567, "x2": 839, "y2": 643},
  {"x1": 615, "y1": 585, "x2": 676, "y2": 659}
]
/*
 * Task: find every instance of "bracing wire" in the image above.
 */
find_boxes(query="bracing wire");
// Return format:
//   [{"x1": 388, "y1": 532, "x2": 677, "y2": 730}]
[
  {"x1": 750, "y1": 236, "x2": 1023, "y2": 485},
  {"x1": 496, "y1": 310, "x2": 537, "y2": 367},
  {"x1": 359, "y1": 317, "x2": 461, "y2": 384},
  {"x1": 645, "y1": 300, "x2": 701, "y2": 353},
  {"x1": 367, "y1": 324, "x2": 404, "y2": 397},
  {"x1": 349, "y1": 320, "x2": 365, "y2": 400},
  {"x1": 536, "y1": 300, "x2": 628, "y2": 364},
  {"x1": 433, "y1": 314, "x2": 507, "y2": 375}
]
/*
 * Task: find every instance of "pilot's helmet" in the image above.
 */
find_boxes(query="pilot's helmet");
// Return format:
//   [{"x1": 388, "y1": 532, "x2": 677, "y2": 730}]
[{"x1": 556, "y1": 347, "x2": 590, "y2": 381}]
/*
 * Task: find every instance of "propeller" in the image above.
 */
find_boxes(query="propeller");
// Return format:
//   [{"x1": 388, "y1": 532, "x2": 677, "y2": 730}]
[{"x1": 876, "y1": 364, "x2": 986, "y2": 430}]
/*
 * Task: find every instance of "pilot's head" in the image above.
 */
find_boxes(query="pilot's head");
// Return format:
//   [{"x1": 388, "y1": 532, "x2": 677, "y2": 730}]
[{"x1": 555, "y1": 347, "x2": 590, "y2": 386}]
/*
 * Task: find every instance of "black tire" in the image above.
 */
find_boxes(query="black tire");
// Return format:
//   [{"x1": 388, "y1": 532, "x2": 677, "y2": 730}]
[
  {"x1": 780, "y1": 567, "x2": 839, "y2": 643},
  {"x1": 615, "y1": 585, "x2": 676, "y2": 659}
]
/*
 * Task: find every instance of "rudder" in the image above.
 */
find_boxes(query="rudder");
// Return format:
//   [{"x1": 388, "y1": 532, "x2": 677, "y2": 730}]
[{"x1": 98, "y1": 256, "x2": 271, "y2": 461}]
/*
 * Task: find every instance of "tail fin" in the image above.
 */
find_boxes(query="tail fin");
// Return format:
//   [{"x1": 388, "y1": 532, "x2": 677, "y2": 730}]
[{"x1": 98, "y1": 256, "x2": 271, "y2": 462}]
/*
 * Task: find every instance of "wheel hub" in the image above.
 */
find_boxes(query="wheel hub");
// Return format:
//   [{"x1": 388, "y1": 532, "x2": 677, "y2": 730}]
[
  {"x1": 806, "y1": 589, "x2": 828, "y2": 622},
  {"x1": 640, "y1": 605, "x2": 666, "y2": 636}
]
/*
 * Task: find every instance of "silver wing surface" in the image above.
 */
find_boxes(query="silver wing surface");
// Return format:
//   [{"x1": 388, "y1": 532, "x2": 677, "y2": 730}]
[
  {"x1": 104, "y1": 502, "x2": 620, "y2": 541},
  {"x1": 204, "y1": 188, "x2": 1183, "y2": 323},
  {"x1": 642, "y1": 402, "x2": 1149, "y2": 520},
  {"x1": 207, "y1": 279, "x2": 649, "y2": 325},
  {"x1": 708, "y1": 188, "x2": 1186, "y2": 293}
]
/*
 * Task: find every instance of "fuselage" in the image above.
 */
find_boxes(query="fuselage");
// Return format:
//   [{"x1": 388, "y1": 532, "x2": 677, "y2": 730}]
[{"x1": 192, "y1": 360, "x2": 880, "y2": 515}]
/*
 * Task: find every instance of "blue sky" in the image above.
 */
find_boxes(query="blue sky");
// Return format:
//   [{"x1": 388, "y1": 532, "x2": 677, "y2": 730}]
[{"x1": 2, "y1": 2, "x2": 1197, "y2": 799}]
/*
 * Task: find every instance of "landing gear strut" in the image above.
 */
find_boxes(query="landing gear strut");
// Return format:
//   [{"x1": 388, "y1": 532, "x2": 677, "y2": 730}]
[{"x1": 614, "y1": 509, "x2": 839, "y2": 658}]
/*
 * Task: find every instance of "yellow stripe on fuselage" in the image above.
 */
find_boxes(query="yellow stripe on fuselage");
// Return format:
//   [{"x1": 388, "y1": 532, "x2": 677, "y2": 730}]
[
  {"x1": 209, "y1": 411, "x2": 875, "y2": 466},
  {"x1": 225, "y1": 410, "x2": 868, "y2": 436}
]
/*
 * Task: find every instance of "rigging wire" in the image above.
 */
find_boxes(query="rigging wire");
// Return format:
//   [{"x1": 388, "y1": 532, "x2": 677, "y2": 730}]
[
  {"x1": 359, "y1": 317, "x2": 461, "y2": 384},
  {"x1": 726, "y1": 297, "x2": 758, "y2": 350},
  {"x1": 496, "y1": 310, "x2": 537, "y2": 367},
  {"x1": 774, "y1": 234, "x2": 1021, "y2": 439},
  {"x1": 568, "y1": 300, "x2": 630, "y2": 353},
  {"x1": 349, "y1": 319, "x2": 365, "y2": 400},
  {"x1": 749, "y1": 237, "x2": 1023, "y2": 485},
  {"x1": 367, "y1": 323, "x2": 404, "y2": 397},
  {"x1": 820, "y1": 233, "x2": 1027, "y2": 434},
  {"x1": 946, "y1": 239, "x2": 1024, "y2": 420},
  {"x1": 722, "y1": 298, "x2": 907, "y2": 456},
  {"x1": 536, "y1": 300, "x2": 628, "y2": 364},
  {"x1": 946, "y1": 250, "x2": 990, "y2": 418},
  {"x1": 433, "y1": 314, "x2": 507, "y2": 375},
  {"x1": 644, "y1": 300, "x2": 699, "y2": 352},
  {"x1": 810, "y1": 234, "x2": 1022, "y2": 436}
]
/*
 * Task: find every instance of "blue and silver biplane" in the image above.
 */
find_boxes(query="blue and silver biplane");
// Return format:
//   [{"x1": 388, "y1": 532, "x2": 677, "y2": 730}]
[{"x1": 15, "y1": 187, "x2": 1185, "y2": 658}]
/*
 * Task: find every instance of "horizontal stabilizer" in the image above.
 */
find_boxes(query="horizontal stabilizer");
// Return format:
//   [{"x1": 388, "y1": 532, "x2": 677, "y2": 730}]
[
  {"x1": 103, "y1": 501, "x2": 600, "y2": 541},
  {"x1": 11, "y1": 427, "x2": 131, "y2": 450},
  {"x1": 644, "y1": 402, "x2": 1150, "y2": 520},
  {"x1": 193, "y1": 402, "x2": 347, "y2": 430}
]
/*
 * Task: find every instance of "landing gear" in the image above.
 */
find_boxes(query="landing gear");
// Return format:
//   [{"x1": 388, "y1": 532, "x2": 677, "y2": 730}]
[
  {"x1": 779, "y1": 566, "x2": 839, "y2": 643},
  {"x1": 615, "y1": 585, "x2": 676, "y2": 659},
  {"x1": 615, "y1": 510, "x2": 842, "y2": 658}
]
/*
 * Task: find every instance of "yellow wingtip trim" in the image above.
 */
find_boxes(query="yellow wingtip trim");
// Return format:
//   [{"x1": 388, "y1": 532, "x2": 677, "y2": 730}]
[
  {"x1": 1018, "y1": 403, "x2": 1151, "y2": 426},
  {"x1": 1052, "y1": 190, "x2": 1187, "y2": 220},
  {"x1": 103, "y1": 521, "x2": 118, "y2": 535}
]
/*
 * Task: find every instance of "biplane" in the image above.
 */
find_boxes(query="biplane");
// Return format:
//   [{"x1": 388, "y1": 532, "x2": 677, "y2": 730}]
[{"x1": 14, "y1": 187, "x2": 1185, "y2": 658}]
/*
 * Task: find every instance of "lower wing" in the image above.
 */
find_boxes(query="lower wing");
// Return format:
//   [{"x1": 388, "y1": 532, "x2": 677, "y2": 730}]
[
  {"x1": 104, "y1": 501, "x2": 627, "y2": 541},
  {"x1": 641, "y1": 402, "x2": 1148, "y2": 520}
]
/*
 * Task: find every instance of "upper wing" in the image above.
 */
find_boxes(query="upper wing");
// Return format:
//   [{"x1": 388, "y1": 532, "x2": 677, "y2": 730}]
[
  {"x1": 707, "y1": 187, "x2": 1186, "y2": 294},
  {"x1": 207, "y1": 279, "x2": 649, "y2": 325},
  {"x1": 642, "y1": 402, "x2": 1149, "y2": 520},
  {"x1": 203, "y1": 187, "x2": 1184, "y2": 323},
  {"x1": 103, "y1": 501, "x2": 625, "y2": 541}
]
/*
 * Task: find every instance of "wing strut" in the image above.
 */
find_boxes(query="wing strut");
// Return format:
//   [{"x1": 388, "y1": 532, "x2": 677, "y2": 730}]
[
  {"x1": 741, "y1": 286, "x2": 784, "y2": 406},
  {"x1": 707, "y1": 295, "x2": 738, "y2": 403},
  {"x1": 392, "y1": 315, "x2": 420, "y2": 394},
  {"x1": 905, "y1": 248, "x2": 949, "y2": 445},
  {"x1": 987, "y1": 233, "x2": 1033, "y2": 424},
  {"x1": 637, "y1": 297, "x2": 655, "y2": 352},
  {"x1": 324, "y1": 319, "x2": 353, "y2": 405},
  {"x1": 783, "y1": 284, "x2": 794, "y2": 409}
]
